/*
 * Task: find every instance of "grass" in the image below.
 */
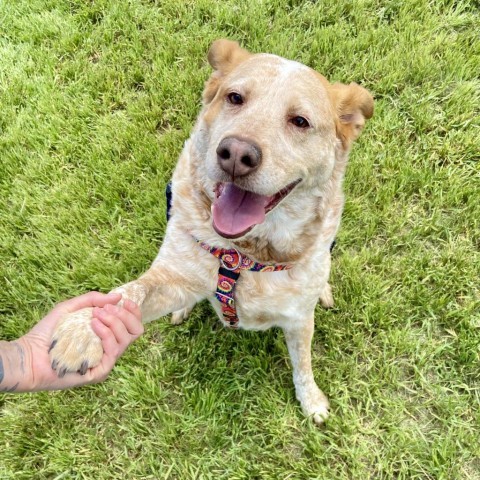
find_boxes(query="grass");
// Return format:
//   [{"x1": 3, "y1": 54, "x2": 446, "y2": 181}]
[{"x1": 0, "y1": 0, "x2": 479, "y2": 478}]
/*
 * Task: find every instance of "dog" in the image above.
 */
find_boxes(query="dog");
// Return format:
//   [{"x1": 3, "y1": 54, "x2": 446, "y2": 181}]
[{"x1": 49, "y1": 39, "x2": 373, "y2": 424}]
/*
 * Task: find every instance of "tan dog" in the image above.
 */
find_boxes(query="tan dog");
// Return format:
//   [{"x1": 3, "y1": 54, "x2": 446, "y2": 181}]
[{"x1": 49, "y1": 40, "x2": 373, "y2": 424}]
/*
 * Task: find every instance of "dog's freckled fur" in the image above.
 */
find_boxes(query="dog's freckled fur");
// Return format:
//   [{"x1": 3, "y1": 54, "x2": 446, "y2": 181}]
[{"x1": 49, "y1": 39, "x2": 373, "y2": 424}]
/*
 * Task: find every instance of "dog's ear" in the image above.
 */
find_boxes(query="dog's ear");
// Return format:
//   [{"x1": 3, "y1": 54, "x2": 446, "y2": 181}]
[
  {"x1": 207, "y1": 39, "x2": 251, "y2": 73},
  {"x1": 203, "y1": 39, "x2": 251, "y2": 104},
  {"x1": 329, "y1": 82, "x2": 374, "y2": 149}
]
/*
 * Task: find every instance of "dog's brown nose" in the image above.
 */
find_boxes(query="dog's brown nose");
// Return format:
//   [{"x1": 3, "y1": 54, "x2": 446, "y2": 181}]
[{"x1": 216, "y1": 136, "x2": 262, "y2": 177}]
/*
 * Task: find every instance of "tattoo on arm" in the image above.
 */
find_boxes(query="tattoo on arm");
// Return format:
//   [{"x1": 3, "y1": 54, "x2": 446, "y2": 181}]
[
  {"x1": 0, "y1": 355, "x2": 18, "y2": 391},
  {"x1": 12, "y1": 342, "x2": 25, "y2": 374},
  {"x1": 0, "y1": 343, "x2": 24, "y2": 393},
  {"x1": 0, "y1": 382, "x2": 19, "y2": 392}
]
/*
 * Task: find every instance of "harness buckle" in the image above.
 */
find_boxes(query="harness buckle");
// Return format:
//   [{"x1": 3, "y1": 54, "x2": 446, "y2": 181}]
[{"x1": 220, "y1": 249, "x2": 243, "y2": 271}]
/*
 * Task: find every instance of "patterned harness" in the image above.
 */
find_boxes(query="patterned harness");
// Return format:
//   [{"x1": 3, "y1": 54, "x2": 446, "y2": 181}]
[{"x1": 196, "y1": 240, "x2": 292, "y2": 328}]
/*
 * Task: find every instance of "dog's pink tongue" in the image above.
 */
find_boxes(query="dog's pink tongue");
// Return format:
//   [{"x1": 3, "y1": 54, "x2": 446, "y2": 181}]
[{"x1": 213, "y1": 183, "x2": 269, "y2": 238}]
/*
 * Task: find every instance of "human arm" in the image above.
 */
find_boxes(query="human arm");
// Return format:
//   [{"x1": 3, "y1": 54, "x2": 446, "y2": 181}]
[{"x1": 0, "y1": 292, "x2": 143, "y2": 393}]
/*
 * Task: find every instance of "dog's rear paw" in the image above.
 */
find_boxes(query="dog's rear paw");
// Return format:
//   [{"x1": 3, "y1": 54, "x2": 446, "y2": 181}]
[
  {"x1": 171, "y1": 306, "x2": 193, "y2": 325},
  {"x1": 48, "y1": 308, "x2": 103, "y2": 377},
  {"x1": 319, "y1": 283, "x2": 334, "y2": 309}
]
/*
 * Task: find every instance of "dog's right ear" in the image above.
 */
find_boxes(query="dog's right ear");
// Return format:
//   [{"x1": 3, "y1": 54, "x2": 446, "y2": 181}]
[{"x1": 203, "y1": 39, "x2": 251, "y2": 104}]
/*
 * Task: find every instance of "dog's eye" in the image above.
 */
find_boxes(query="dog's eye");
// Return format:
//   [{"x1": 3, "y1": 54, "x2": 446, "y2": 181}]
[
  {"x1": 227, "y1": 92, "x2": 244, "y2": 105},
  {"x1": 291, "y1": 116, "x2": 310, "y2": 128}
]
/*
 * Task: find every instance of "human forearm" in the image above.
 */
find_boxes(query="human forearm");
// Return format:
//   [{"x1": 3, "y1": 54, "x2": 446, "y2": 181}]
[{"x1": 0, "y1": 340, "x2": 32, "y2": 393}]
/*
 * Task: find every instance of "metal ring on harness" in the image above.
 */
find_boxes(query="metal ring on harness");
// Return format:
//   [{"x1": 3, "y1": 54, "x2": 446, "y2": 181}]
[{"x1": 220, "y1": 249, "x2": 243, "y2": 271}]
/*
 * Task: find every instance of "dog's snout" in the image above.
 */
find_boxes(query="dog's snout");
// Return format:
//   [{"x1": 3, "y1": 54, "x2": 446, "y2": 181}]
[{"x1": 216, "y1": 136, "x2": 262, "y2": 177}]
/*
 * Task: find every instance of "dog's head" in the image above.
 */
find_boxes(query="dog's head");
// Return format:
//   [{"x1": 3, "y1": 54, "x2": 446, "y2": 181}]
[{"x1": 195, "y1": 39, "x2": 373, "y2": 240}]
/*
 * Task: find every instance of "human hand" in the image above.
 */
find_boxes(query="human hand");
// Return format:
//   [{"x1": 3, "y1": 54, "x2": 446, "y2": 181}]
[{"x1": 14, "y1": 292, "x2": 143, "y2": 392}]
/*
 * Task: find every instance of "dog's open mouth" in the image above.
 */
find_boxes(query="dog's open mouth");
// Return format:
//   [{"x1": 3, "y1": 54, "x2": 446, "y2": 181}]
[{"x1": 212, "y1": 179, "x2": 301, "y2": 239}]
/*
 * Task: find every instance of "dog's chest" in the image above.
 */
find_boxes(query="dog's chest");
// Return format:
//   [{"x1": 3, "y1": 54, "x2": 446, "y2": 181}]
[{"x1": 208, "y1": 268, "x2": 317, "y2": 330}]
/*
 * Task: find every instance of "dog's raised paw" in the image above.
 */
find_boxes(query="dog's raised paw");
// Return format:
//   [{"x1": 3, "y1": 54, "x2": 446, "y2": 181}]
[{"x1": 48, "y1": 308, "x2": 103, "y2": 376}]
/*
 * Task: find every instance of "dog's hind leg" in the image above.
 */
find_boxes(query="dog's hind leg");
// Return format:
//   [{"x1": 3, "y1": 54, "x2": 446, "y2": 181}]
[
  {"x1": 319, "y1": 282, "x2": 334, "y2": 309},
  {"x1": 171, "y1": 306, "x2": 194, "y2": 325}
]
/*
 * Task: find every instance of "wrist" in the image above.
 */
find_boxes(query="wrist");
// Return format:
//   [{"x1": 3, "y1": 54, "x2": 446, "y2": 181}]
[{"x1": 0, "y1": 339, "x2": 33, "y2": 393}]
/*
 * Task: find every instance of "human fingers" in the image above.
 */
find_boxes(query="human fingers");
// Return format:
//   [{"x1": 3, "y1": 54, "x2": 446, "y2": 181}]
[
  {"x1": 92, "y1": 305, "x2": 134, "y2": 351},
  {"x1": 95, "y1": 302, "x2": 143, "y2": 338},
  {"x1": 117, "y1": 300, "x2": 144, "y2": 336},
  {"x1": 88, "y1": 318, "x2": 118, "y2": 382},
  {"x1": 90, "y1": 317, "x2": 119, "y2": 360}
]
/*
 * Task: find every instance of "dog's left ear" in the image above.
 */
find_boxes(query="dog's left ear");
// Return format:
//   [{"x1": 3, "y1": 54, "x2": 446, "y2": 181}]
[
  {"x1": 329, "y1": 82, "x2": 374, "y2": 149},
  {"x1": 203, "y1": 39, "x2": 251, "y2": 104}
]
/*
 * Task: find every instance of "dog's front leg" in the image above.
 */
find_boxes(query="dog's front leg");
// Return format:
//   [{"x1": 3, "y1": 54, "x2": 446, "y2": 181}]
[
  {"x1": 283, "y1": 317, "x2": 329, "y2": 424},
  {"x1": 49, "y1": 262, "x2": 209, "y2": 377},
  {"x1": 111, "y1": 265, "x2": 206, "y2": 323}
]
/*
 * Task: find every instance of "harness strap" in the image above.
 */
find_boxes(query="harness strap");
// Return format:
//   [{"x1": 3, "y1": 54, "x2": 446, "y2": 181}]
[{"x1": 196, "y1": 240, "x2": 292, "y2": 328}]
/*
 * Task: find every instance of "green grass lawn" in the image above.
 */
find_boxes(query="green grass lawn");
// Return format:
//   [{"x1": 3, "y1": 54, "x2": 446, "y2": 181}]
[{"x1": 0, "y1": 0, "x2": 479, "y2": 478}]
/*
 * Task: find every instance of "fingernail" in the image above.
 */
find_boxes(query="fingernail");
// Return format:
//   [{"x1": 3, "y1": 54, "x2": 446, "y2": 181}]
[
  {"x1": 124, "y1": 299, "x2": 134, "y2": 309},
  {"x1": 105, "y1": 303, "x2": 117, "y2": 313},
  {"x1": 110, "y1": 293, "x2": 122, "y2": 303}
]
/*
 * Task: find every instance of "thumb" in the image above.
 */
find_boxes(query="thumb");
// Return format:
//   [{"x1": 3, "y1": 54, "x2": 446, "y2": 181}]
[{"x1": 56, "y1": 292, "x2": 123, "y2": 314}]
